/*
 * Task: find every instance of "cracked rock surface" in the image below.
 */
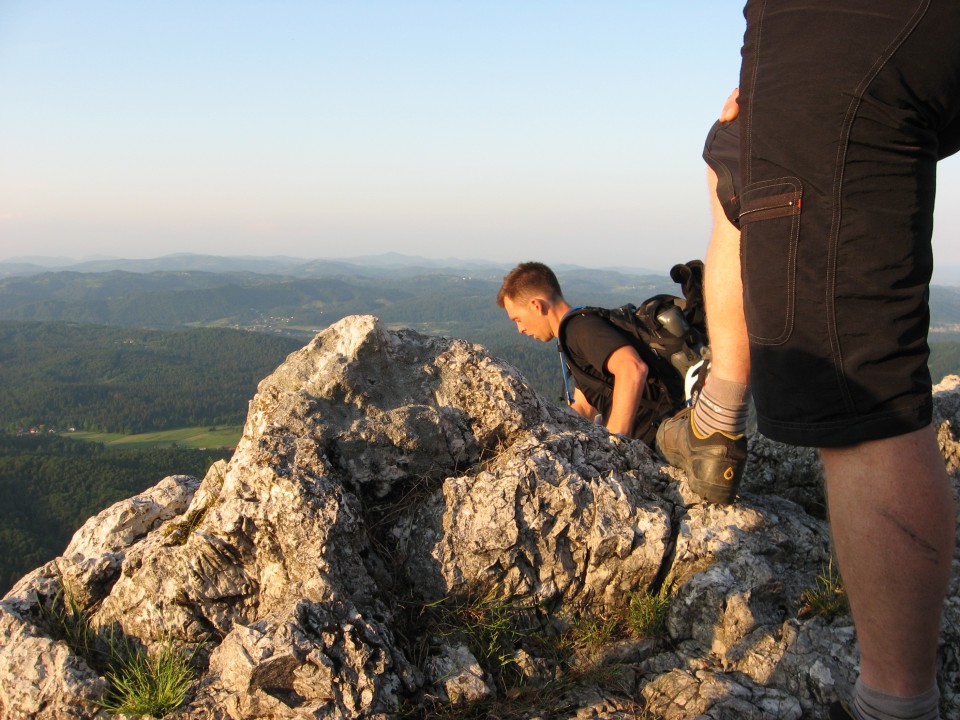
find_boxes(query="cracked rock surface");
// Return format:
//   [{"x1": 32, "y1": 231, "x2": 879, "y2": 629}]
[{"x1": 1, "y1": 315, "x2": 957, "y2": 719}]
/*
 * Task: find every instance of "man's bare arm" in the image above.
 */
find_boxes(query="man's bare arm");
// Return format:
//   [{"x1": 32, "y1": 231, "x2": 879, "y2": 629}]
[
  {"x1": 569, "y1": 387, "x2": 599, "y2": 422},
  {"x1": 605, "y1": 345, "x2": 648, "y2": 436}
]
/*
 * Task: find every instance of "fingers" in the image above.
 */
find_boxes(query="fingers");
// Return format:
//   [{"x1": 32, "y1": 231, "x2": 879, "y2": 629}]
[{"x1": 719, "y1": 88, "x2": 739, "y2": 122}]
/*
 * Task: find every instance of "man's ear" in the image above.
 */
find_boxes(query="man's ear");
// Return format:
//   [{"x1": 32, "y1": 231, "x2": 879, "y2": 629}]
[{"x1": 529, "y1": 297, "x2": 548, "y2": 315}]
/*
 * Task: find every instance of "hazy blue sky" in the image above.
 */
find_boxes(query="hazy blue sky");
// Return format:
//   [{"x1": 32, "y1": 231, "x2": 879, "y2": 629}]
[{"x1": 3, "y1": 1, "x2": 960, "y2": 274}]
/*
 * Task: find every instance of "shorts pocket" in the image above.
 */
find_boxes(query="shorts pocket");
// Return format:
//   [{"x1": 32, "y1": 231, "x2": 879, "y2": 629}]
[{"x1": 739, "y1": 177, "x2": 802, "y2": 345}]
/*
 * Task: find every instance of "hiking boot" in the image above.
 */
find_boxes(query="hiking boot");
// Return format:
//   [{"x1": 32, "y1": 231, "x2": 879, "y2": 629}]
[{"x1": 655, "y1": 405, "x2": 746, "y2": 504}]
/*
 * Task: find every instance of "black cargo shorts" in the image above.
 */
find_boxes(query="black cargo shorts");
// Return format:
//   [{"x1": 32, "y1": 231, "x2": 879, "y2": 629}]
[{"x1": 707, "y1": 0, "x2": 960, "y2": 447}]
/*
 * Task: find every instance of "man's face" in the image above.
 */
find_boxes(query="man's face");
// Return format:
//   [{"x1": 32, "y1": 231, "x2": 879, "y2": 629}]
[{"x1": 503, "y1": 295, "x2": 553, "y2": 342}]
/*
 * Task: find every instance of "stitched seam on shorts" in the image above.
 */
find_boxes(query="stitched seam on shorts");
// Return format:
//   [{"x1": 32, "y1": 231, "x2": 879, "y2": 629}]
[
  {"x1": 827, "y1": 0, "x2": 931, "y2": 417},
  {"x1": 741, "y1": 0, "x2": 766, "y2": 190}
]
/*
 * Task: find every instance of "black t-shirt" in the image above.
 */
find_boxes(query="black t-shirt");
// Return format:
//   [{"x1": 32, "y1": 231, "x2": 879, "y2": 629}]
[{"x1": 562, "y1": 313, "x2": 632, "y2": 421}]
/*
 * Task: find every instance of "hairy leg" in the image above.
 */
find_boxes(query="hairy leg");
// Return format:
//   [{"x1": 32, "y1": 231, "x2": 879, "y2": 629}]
[
  {"x1": 704, "y1": 166, "x2": 750, "y2": 386},
  {"x1": 820, "y1": 426, "x2": 956, "y2": 696}
]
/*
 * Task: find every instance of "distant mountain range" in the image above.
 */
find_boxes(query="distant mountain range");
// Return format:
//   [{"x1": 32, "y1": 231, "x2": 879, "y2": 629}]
[
  {"x1": 0, "y1": 254, "x2": 683, "y2": 341},
  {"x1": 0, "y1": 252, "x2": 664, "y2": 281},
  {"x1": 3, "y1": 253, "x2": 960, "y2": 333}
]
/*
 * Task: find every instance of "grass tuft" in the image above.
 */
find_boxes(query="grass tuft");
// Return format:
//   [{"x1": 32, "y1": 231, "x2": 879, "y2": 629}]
[
  {"x1": 99, "y1": 638, "x2": 198, "y2": 718},
  {"x1": 565, "y1": 612, "x2": 621, "y2": 653},
  {"x1": 36, "y1": 577, "x2": 100, "y2": 663},
  {"x1": 565, "y1": 583, "x2": 672, "y2": 654},
  {"x1": 427, "y1": 582, "x2": 540, "y2": 690},
  {"x1": 624, "y1": 584, "x2": 672, "y2": 639},
  {"x1": 394, "y1": 579, "x2": 675, "y2": 720},
  {"x1": 162, "y1": 466, "x2": 225, "y2": 545},
  {"x1": 36, "y1": 573, "x2": 198, "y2": 717},
  {"x1": 799, "y1": 557, "x2": 849, "y2": 619}
]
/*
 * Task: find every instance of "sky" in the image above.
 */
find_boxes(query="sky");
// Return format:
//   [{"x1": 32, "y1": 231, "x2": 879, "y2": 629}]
[{"x1": 2, "y1": 1, "x2": 960, "y2": 276}]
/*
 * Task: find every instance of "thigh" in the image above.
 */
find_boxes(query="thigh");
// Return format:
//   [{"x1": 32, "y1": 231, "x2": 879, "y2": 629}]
[{"x1": 738, "y1": 0, "x2": 960, "y2": 447}]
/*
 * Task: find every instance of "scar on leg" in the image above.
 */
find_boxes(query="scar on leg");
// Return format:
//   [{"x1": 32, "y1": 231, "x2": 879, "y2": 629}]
[{"x1": 881, "y1": 509, "x2": 941, "y2": 564}]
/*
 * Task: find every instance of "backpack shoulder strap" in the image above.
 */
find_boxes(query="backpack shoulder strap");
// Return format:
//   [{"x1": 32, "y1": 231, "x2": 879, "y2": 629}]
[{"x1": 557, "y1": 306, "x2": 609, "y2": 375}]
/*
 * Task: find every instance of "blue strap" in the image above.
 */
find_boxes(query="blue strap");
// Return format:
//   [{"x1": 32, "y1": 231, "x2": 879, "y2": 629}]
[{"x1": 558, "y1": 341, "x2": 574, "y2": 405}]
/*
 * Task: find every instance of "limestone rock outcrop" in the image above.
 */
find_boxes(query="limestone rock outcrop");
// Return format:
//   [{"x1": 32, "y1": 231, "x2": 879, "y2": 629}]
[{"x1": 1, "y1": 315, "x2": 958, "y2": 719}]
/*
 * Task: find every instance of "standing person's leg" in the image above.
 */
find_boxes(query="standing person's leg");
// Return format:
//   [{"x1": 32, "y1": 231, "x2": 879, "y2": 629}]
[
  {"x1": 691, "y1": 165, "x2": 751, "y2": 439},
  {"x1": 702, "y1": 168, "x2": 749, "y2": 389},
  {"x1": 821, "y1": 428, "x2": 955, "y2": 705},
  {"x1": 738, "y1": 0, "x2": 960, "y2": 716},
  {"x1": 700, "y1": 98, "x2": 751, "y2": 399},
  {"x1": 655, "y1": 120, "x2": 751, "y2": 505}
]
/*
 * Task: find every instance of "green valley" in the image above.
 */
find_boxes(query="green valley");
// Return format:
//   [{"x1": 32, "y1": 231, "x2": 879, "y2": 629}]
[{"x1": 3, "y1": 256, "x2": 960, "y2": 597}]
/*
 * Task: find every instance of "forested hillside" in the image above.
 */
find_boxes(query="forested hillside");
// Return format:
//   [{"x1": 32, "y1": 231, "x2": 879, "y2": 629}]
[
  {"x1": 930, "y1": 333, "x2": 960, "y2": 384},
  {"x1": 3, "y1": 259, "x2": 960, "y2": 599},
  {"x1": 0, "y1": 433, "x2": 231, "y2": 595},
  {"x1": 0, "y1": 322, "x2": 302, "y2": 433},
  {"x1": 0, "y1": 267, "x2": 678, "y2": 333},
  {"x1": 5, "y1": 266, "x2": 960, "y2": 446},
  {"x1": 0, "y1": 267, "x2": 684, "y2": 407}
]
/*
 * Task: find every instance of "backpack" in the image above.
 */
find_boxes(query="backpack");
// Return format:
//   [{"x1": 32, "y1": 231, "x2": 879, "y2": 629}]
[{"x1": 556, "y1": 260, "x2": 709, "y2": 445}]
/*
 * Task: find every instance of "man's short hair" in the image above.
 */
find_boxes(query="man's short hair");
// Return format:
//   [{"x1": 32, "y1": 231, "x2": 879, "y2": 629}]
[{"x1": 497, "y1": 262, "x2": 564, "y2": 308}]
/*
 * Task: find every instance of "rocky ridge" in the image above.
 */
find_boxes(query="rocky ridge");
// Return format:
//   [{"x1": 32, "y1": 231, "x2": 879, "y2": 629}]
[{"x1": 1, "y1": 315, "x2": 958, "y2": 719}]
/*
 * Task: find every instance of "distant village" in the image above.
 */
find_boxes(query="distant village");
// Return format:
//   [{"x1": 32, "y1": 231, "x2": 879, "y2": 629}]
[{"x1": 17, "y1": 425, "x2": 76, "y2": 436}]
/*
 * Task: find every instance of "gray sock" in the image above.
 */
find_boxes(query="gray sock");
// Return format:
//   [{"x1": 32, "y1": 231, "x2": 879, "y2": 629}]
[
  {"x1": 853, "y1": 679, "x2": 940, "y2": 720},
  {"x1": 691, "y1": 376, "x2": 750, "y2": 437}
]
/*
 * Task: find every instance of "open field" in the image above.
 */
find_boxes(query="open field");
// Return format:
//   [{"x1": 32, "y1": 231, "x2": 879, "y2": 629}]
[{"x1": 68, "y1": 426, "x2": 243, "y2": 450}]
